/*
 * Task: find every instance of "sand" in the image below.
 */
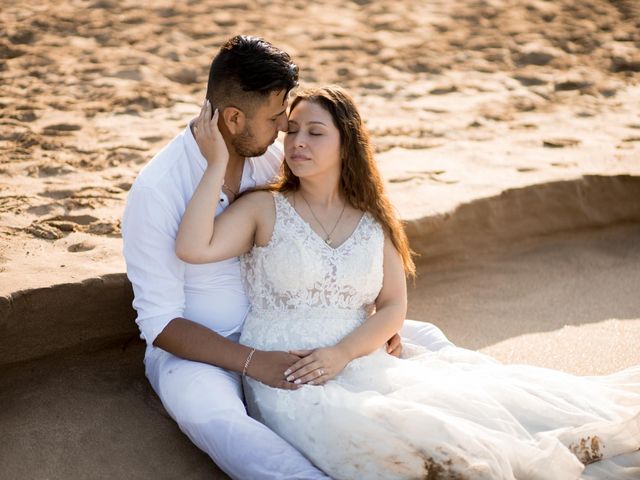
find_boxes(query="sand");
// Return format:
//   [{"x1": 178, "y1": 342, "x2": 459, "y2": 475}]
[{"x1": 1, "y1": 0, "x2": 639, "y2": 478}]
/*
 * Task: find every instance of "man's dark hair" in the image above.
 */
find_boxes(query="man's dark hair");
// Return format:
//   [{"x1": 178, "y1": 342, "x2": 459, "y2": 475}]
[{"x1": 206, "y1": 35, "x2": 298, "y2": 117}]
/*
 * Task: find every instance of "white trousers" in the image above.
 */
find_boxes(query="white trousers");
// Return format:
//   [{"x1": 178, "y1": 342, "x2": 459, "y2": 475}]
[{"x1": 145, "y1": 320, "x2": 453, "y2": 480}]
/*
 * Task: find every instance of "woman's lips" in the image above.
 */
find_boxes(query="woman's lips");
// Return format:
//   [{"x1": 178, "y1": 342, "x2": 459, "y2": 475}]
[{"x1": 289, "y1": 153, "x2": 310, "y2": 162}]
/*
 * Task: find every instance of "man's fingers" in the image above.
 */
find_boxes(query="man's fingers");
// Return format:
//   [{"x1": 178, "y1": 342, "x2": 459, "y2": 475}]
[
  {"x1": 388, "y1": 341, "x2": 403, "y2": 358},
  {"x1": 386, "y1": 333, "x2": 401, "y2": 353}
]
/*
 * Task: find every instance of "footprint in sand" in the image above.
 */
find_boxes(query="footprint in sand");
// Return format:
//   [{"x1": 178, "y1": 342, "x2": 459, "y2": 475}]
[
  {"x1": 543, "y1": 138, "x2": 581, "y2": 148},
  {"x1": 141, "y1": 135, "x2": 166, "y2": 143},
  {"x1": 392, "y1": 170, "x2": 459, "y2": 185},
  {"x1": 42, "y1": 123, "x2": 83, "y2": 136},
  {"x1": 551, "y1": 162, "x2": 578, "y2": 168},
  {"x1": 0, "y1": 42, "x2": 25, "y2": 59},
  {"x1": 24, "y1": 214, "x2": 118, "y2": 240},
  {"x1": 68, "y1": 241, "x2": 96, "y2": 253}
]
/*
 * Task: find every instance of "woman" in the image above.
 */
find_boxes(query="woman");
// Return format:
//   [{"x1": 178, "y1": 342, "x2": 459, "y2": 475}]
[{"x1": 176, "y1": 86, "x2": 640, "y2": 479}]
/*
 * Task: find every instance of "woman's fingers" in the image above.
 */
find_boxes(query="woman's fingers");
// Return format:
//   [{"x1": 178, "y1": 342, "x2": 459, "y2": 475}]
[
  {"x1": 196, "y1": 99, "x2": 207, "y2": 129},
  {"x1": 298, "y1": 367, "x2": 327, "y2": 385},
  {"x1": 286, "y1": 359, "x2": 322, "y2": 382},
  {"x1": 284, "y1": 354, "x2": 316, "y2": 378}
]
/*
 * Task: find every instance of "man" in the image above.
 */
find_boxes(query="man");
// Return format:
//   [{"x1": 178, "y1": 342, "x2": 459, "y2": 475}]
[{"x1": 122, "y1": 35, "x2": 453, "y2": 479}]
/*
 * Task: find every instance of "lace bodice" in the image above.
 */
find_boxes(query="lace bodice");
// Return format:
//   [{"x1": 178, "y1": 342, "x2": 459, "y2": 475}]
[
  {"x1": 241, "y1": 192, "x2": 384, "y2": 313},
  {"x1": 239, "y1": 192, "x2": 384, "y2": 351}
]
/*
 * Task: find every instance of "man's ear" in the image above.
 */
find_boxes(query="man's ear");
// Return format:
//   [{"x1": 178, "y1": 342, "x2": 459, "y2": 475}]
[{"x1": 221, "y1": 107, "x2": 246, "y2": 135}]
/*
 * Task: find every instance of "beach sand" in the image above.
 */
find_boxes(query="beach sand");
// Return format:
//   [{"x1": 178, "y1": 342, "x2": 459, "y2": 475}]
[{"x1": 1, "y1": 0, "x2": 639, "y2": 478}]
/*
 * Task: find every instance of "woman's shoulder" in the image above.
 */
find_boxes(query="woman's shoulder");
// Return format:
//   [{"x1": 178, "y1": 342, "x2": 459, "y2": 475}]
[{"x1": 242, "y1": 189, "x2": 274, "y2": 201}]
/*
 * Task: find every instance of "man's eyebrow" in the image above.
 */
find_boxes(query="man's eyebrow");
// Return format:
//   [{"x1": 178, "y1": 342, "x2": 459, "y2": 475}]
[{"x1": 272, "y1": 108, "x2": 287, "y2": 118}]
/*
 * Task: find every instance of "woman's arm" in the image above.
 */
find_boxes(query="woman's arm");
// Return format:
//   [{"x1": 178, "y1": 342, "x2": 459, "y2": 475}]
[
  {"x1": 175, "y1": 103, "x2": 259, "y2": 263},
  {"x1": 285, "y1": 235, "x2": 407, "y2": 384}
]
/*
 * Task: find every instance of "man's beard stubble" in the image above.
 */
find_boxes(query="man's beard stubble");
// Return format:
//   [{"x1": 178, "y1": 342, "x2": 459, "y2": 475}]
[{"x1": 231, "y1": 124, "x2": 270, "y2": 158}]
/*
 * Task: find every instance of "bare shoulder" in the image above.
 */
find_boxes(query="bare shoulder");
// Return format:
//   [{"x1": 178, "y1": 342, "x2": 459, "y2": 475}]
[
  {"x1": 243, "y1": 190, "x2": 277, "y2": 246},
  {"x1": 239, "y1": 190, "x2": 275, "y2": 211}
]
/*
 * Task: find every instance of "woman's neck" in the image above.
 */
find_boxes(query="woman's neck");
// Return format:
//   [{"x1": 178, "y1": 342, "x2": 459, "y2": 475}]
[{"x1": 298, "y1": 178, "x2": 342, "y2": 207}]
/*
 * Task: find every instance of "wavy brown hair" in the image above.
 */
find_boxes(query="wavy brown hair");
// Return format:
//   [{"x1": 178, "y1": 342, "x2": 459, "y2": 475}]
[{"x1": 271, "y1": 85, "x2": 416, "y2": 277}]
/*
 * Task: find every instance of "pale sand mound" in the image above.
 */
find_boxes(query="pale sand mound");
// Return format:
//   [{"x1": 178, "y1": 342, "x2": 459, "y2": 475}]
[{"x1": 409, "y1": 222, "x2": 640, "y2": 375}]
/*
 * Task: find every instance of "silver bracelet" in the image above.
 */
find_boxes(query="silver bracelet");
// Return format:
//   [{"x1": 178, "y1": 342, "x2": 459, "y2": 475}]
[{"x1": 242, "y1": 348, "x2": 256, "y2": 377}]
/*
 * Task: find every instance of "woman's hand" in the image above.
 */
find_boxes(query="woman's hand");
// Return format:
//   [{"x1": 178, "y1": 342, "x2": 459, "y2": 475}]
[
  {"x1": 284, "y1": 346, "x2": 351, "y2": 386},
  {"x1": 193, "y1": 100, "x2": 229, "y2": 168}
]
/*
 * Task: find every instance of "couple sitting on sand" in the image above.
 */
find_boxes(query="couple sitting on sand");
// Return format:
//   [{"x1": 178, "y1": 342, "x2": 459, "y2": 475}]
[{"x1": 122, "y1": 36, "x2": 640, "y2": 479}]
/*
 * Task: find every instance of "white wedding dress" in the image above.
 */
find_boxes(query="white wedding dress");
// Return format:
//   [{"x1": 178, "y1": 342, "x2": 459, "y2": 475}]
[{"x1": 239, "y1": 193, "x2": 640, "y2": 480}]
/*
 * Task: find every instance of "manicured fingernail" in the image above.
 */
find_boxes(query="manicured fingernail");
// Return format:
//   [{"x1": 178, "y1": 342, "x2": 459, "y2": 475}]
[
  {"x1": 308, "y1": 381, "x2": 314, "y2": 385},
  {"x1": 286, "y1": 375, "x2": 294, "y2": 382},
  {"x1": 284, "y1": 369, "x2": 291, "y2": 376},
  {"x1": 294, "y1": 379, "x2": 301, "y2": 385}
]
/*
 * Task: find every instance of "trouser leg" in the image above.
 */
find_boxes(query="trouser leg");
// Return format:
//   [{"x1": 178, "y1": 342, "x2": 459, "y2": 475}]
[{"x1": 145, "y1": 350, "x2": 330, "y2": 480}]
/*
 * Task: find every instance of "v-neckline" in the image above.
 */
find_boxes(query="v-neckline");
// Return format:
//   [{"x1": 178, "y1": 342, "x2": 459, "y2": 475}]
[{"x1": 279, "y1": 193, "x2": 366, "y2": 251}]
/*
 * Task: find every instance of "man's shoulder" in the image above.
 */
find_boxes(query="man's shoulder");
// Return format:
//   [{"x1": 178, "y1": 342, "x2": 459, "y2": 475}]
[
  {"x1": 250, "y1": 141, "x2": 284, "y2": 185},
  {"x1": 131, "y1": 129, "x2": 190, "y2": 191}
]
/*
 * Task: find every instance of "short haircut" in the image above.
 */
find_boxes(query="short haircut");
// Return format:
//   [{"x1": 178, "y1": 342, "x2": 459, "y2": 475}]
[{"x1": 206, "y1": 35, "x2": 299, "y2": 117}]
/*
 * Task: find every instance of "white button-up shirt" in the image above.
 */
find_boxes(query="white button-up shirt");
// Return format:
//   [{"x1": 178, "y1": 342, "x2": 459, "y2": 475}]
[{"x1": 122, "y1": 124, "x2": 282, "y2": 351}]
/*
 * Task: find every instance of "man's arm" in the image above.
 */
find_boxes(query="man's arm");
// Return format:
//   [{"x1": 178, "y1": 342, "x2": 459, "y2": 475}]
[
  {"x1": 122, "y1": 185, "x2": 298, "y2": 389},
  {"x1": 154, "y1": 318, "x2": 300, "y2": 387}
]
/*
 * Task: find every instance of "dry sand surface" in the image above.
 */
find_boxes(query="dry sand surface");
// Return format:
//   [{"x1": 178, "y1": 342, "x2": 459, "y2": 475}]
[{"x1": 1, "y1": 0, "x2": 640, "y2": 478}]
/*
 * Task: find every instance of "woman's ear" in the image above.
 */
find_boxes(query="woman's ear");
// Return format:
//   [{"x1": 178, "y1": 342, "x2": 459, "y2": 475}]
[{"x1": 221, "y1": 107, "x2": 246, "y2": 135}]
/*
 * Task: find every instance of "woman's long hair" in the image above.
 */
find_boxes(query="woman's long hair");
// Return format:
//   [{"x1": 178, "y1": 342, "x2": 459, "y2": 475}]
[{"x1": 271, "y1": 85, "x2": 416, "y2": 277}]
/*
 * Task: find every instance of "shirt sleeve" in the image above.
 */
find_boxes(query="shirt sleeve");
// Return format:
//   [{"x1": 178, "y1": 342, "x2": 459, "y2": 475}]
[{"x1": 122, "y1": 186, "x2": 185, "y2": 347}]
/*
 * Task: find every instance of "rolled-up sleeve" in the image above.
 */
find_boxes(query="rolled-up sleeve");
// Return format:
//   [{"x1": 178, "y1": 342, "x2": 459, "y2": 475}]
[{"x1": 122, "y1": 186, "x2": 185, "y2": 347}]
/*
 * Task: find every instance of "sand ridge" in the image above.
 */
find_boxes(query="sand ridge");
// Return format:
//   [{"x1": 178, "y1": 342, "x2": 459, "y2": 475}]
[{"x1": 1, "y1": 0, "x2": 639, "y2": 365}]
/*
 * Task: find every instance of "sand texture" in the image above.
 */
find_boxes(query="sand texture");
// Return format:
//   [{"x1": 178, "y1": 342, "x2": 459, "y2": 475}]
[{"x1": 1, "y1": 0, "x2": 639, "y2": 478}]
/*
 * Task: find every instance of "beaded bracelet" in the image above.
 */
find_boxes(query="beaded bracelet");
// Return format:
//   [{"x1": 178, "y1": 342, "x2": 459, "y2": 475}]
[{"x1": 242, "y1": 348, "x2": 256, "y2": 377}]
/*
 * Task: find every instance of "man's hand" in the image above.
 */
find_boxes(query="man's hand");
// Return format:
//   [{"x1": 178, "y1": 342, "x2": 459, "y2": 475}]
[
  {"x1": 284, "y1": 346, "x2": 350, "y2": 386},
  {"x1": 386, "y1": 333, "x2": 403, "y2": 358},
  {"x1": 246, "y1": 350, "x2": 303, "y2": 390}
]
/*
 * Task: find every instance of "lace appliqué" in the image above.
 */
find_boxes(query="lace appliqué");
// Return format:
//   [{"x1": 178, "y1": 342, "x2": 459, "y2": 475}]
[{"x1": 241, "y1": 193, "x2": 383, "y2": 311}]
